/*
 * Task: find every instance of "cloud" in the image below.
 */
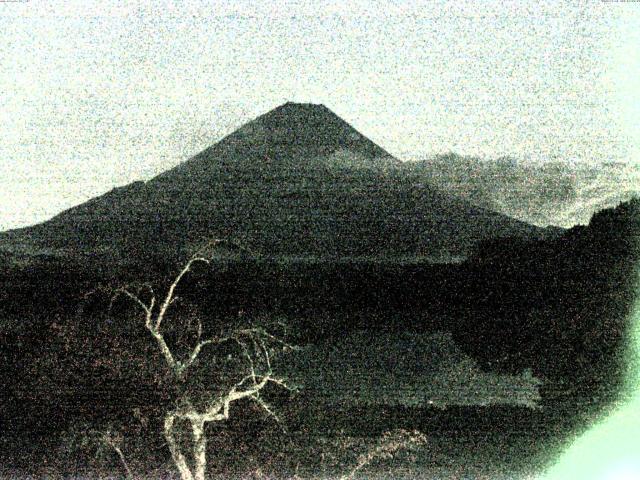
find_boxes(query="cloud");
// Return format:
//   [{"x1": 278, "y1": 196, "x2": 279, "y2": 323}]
[{"x1": 412, "y1": 153, "x2": 639, "y2": 227}]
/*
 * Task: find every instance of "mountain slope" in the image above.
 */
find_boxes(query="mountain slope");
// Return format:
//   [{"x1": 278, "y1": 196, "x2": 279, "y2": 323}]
[{"x1": 0, "y1": 103, "x2": 553, "y2": 263}]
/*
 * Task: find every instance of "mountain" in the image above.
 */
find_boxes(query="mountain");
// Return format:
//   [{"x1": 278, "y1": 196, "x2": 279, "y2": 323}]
[
  {"x1": 413, "y1": 153, "x2": 640, "y2": 228},
  {"x1": 0, "y1": 103, "x2": 554, "y2": 264}
]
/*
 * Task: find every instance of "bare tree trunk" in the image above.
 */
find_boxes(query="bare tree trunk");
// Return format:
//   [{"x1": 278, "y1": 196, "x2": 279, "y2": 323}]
[
  {"x1": 192, "y1": 419, "x2": 207, "y2": 480},
  {"x1": 164, "y1": 413, "x2": 195, "y2": 480}
]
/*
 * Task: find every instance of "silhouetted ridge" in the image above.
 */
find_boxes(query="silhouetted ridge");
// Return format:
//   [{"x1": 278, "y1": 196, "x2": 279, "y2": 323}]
[{"x1": 455, "y1": 198, "x2": 640, "y2": 390}]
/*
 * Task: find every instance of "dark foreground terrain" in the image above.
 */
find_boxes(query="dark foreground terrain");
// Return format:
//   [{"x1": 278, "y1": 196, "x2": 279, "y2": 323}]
[
  {"x1": 0, "y1": 199, "x2": 638, "y2": 478},
  {"x1": 0, "y1": 395, "x2": 617, "y2": 479}
]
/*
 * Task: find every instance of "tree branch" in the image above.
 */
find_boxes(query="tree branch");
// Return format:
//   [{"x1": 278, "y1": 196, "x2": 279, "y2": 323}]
[
  {"x1": 251, "y1": 394, "x2": 284, "y2": 427},
  {"x1": 156, "y1": 256, "x2": 210, "y2": 331},
  {"x1": 164, "y1": 413, "x2": 195, "y2": 480},
  {"x1": 176, "y1": 338, "x2": 216, "y2": 376},
  {"x1": 102, "y1": 432, "x2": 134, "y2": 480}
]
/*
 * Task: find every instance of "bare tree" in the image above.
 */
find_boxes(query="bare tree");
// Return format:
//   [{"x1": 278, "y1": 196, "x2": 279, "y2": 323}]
[{"x1": 113, "y1": 244, "x2": 294, "y2": 480}]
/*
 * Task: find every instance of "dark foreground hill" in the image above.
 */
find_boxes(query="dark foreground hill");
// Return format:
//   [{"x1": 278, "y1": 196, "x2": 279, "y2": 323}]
[
  {"x1": 0, "y1": 102, "x2": 552, "y2": 264},
  {"x1": 452, "y1": 197, "x2": 640, "y2": 390},
  {"x1": 0, "y1": 197, "x2": 637, "y2": 479}
]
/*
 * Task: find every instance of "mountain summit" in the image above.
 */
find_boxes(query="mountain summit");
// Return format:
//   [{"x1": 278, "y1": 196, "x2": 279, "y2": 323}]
[
  {"x1": 164, "y1": 102, "x2": 396, "y2": 179},
  {"x1": 1, "y1": 103, "x2": 551, "y2": 263},
  {"x1": 220, "y1": 102, "x2": 394, "y2": 159}
]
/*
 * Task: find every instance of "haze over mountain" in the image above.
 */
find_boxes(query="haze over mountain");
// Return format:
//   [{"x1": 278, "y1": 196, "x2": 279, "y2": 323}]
[
  {"x1": 0, "y1": 103, "x2": 554, "y2": 263},
  {"x1": 414, "y1": 153, "x2": 640, "y2": 228}
]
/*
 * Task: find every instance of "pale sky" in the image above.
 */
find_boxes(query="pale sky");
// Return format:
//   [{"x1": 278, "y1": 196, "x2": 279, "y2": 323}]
[{"x1": 1, "y1": 0, "x2": 639, "y2": 230}]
